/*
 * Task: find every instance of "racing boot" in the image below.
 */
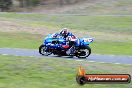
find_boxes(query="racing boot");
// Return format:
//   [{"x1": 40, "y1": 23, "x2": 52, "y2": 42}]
[{"x1": 66, "y1": 46, "x2": 75, "y2": 56}]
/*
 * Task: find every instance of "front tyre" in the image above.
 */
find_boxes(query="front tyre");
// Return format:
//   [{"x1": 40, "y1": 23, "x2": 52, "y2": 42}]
[
  {"x1": 77, "y1": 46, "x2": 91, "y2": 58},
  {"x1": 39, "y1": 45, "x2": 51, "y2": 56}
]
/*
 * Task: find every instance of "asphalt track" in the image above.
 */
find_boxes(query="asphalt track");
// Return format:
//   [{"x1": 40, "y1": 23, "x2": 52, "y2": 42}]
[{"x1": 0, "y1": 48, "x2": 132, "y2": 65}]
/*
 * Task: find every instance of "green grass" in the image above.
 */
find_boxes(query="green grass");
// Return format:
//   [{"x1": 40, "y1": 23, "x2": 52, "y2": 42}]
[
  {"x1": 91, "y1": 41, "x2": 132, "y2": 55},
  {"x1": 9, "y1": 0, "x2": 132, "y2": 15},
  {"x1": 62, "y1": 0, "x2": 132, "y2": 15},
  {"x1": 0, "y1": 32, "x2": 42, "y2": 49},
  {"x1": 0, "y1": 13, "x2": 132, "y2": 34},
  {"x1": 0, "y1": 55, "x2": 131, "y2": 88},
  {"x1": 0, "y1": 32, "x2": 132, "y2": 55},
  {"x1": 0, "y1": 13, "x2": 132, "y2": 55}
]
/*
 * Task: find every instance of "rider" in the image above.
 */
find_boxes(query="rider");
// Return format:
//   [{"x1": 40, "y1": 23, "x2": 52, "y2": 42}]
[
  {"x1": 51, "y1": 28, "x2": 76, "y2": 55},
  {"x1": 51, "y1": 28, "x2": 76, "y2": 40},
  {"x1": 60, "y1": 28, "x2": 73, "y2": 38},
  {"x1": 59, "y1": 28, "x2": 77, "y2": 55}
]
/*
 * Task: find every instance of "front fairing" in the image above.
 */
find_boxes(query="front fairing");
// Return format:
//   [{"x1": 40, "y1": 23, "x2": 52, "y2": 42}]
[
  {"x1": 75, "y1": 37, "x2": 94, "y2": 46},
  {"x1": 43, "y1": 34, "x2": 66, "y2": 45},
  {"x1": 44, "y1": 34, "x2": 53, "y2": 44},
  {"x1": 82, "y1": 37, "x2": 94, "y2": 45}
]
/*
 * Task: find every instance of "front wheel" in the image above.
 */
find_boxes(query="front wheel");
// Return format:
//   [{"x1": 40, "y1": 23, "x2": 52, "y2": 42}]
[
  {"x1": 39, "y1": 45, "x2": 51, "y2": 56},
  {"x1": 76, "y1": 46, "x2": 91, "y2": 58}
]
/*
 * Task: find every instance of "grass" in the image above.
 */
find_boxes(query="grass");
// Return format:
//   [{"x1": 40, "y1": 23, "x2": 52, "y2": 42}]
[
  {"x1": 0, "y1": 13, "x2": 132, "y2": 34},
  {"x1": 0, "y1": 32, "x2": 132, "y2": 55},
  {"x1": 11, "y1": 0, "x2": 132, "y2": 15},
  {"x1": 0, "y1": 13, "x2": 132, "y2": 55},
  {"x1": 92, "y1": 41, "x2": 132, "y2": 55},
  {"x1": 0, "y1": 55, "x2": 131, "y2": 88},
  {"x1": 0, "y1": 32, "x2": 42, "y2": 49},
  {"x1": 62, "y1": 0, "x2": 132, "y2": 15}
]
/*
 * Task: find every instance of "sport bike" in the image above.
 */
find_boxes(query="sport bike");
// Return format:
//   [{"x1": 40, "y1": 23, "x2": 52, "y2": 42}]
[{"x1": 39, "y1": 34, "x2": 93, "y2": 58}]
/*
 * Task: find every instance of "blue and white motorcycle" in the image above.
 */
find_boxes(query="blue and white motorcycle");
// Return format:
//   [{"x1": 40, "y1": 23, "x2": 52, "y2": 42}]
[{"x1": 39, "y1": 34, "x2": 93, "y2": 58}]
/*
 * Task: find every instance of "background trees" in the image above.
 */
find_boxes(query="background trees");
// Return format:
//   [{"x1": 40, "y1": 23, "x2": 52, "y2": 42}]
[
  {"x1": 17, "y1": 0, "x2": 40, "y2": 7},
  {"x1": 0, "y1": 0, "x2": 12, "y2": 11},
  {"x1": 0, "y1": 0, "x2": 80, "y2": 11}
]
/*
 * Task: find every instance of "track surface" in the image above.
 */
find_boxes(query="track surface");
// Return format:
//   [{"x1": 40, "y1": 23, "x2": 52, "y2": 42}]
[{"x1": 0, "y1": 48, "x2": 132, "y2": 65}]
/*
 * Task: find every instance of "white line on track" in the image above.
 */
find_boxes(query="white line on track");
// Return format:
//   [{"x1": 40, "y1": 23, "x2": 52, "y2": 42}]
[
  {"x1": 98, "y1": 62, "x2": 106, "y2": 64},
  {"x1": 67, "y1": 59, "x2": 72, "y2": 60},
  {"x1": 29, "y1": 56, "x2": 34, "y2": 57},
  {"x1": 88, "y1": 61, "x2": 95, "y2": 62},
  {"x1": 1, "y1": 48, "x2": 132, "y2": 57},
  {"x1": 92, "y1": 53, "x2": 132, "y2": 57},
  {"x1": 76, "y1": 60, "x2": 83, "y2": 61},
  {"x1": 2, "y1": 54, "x2": 8, "y2": 56},
  {"x1": 1, "y1": 47, "x2": 37, "y2": 51},
  {"x1": 0, "y1": 53, "x2": 132, "y2": 65},
  {"x1": 115, "y1": 63, "x2": 121, "y2": 65}
]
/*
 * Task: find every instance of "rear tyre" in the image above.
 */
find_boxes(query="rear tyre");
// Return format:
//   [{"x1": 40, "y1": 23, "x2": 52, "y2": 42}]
[
  {"x1": 77, "y1": 46, "x2": 91, "y2": 58},
  {"x1": 39, "y1": 45, "x2": 51, "y2": 56}
]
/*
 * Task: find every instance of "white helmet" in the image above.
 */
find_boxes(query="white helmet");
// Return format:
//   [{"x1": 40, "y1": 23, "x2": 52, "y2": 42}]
[{"x1": 60, "y1": 28, "x2": 69, "y2": 37}]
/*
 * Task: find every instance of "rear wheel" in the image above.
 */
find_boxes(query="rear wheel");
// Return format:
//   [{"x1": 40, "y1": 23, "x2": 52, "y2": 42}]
[
  {"x1": 76, "y1": 46, "x2": 91, "y2": 58},
  {"x1": 39, "y1": 45, "x2": 51, "y2": 56}
]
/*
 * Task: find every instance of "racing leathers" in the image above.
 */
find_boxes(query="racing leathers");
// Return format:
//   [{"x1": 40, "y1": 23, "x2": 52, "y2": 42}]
[{"x1": 51, "y1": 32, "x2": 77, "y2": 55}]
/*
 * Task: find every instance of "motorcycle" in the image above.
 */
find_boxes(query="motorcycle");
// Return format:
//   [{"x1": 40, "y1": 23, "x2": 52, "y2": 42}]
[{"x1": 39, "y1": 34, "x2": 93, "y2": 58}]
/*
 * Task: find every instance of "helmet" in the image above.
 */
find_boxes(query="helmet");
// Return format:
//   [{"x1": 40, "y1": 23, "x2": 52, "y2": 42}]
[{"x1": 60, "y1": 28, "x2": 69, "y2": 37}]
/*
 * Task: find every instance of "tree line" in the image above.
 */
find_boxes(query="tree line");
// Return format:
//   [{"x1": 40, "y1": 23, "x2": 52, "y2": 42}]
[
  {"x1": 0, "y1": 0, "x2": 12, "y2": 11},
  {"x1": 0, "y1": 0, "x2": 40, "y2": 11},
  {"x1": 0, "y1": 0, "x2": 79, "y2": 11}
]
